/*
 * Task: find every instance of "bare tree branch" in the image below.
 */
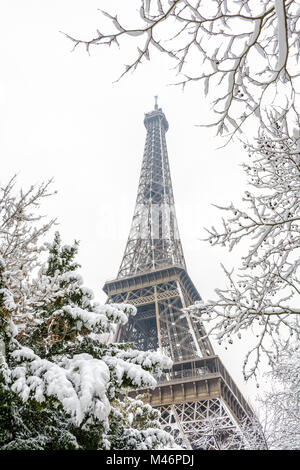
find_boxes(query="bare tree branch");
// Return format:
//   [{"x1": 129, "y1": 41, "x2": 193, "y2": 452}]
[
  {"x1": 187, "y1": 123, "x2": 300, "y2": 380},
  {"x1": 64, "y1": 0, "x2": 300, "y2": 137},
  {"x1": 0, "y1": 177, "x2": 56, "y2": 326}
]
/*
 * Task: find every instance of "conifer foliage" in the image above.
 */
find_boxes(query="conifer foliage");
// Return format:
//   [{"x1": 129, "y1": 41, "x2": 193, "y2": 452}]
[{"x1": 0, "y1": 179, "x2": 174, "y2": 450}]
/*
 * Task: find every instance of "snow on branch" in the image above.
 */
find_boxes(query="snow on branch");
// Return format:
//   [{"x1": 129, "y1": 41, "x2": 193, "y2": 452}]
[
  {"x1": 189, "y1": 125, "x2": 300, "y2": 380},
  {"x1": 11, "y1": 347, "x2": 111, "y2": 425},
  {"x1": 64, "y1": 0, "x2": 300, "y2": 138},
  {"x1": 0, "y1": 176, "x2": 56, "y2": 328},
  {"x1": 257, "y1": 342, "x2": 300, "y2": 449}
]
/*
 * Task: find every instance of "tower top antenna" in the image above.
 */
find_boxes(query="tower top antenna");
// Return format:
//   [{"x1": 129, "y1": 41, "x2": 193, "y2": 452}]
[{"x1": 154, "y1": 95, "x2": 158, "y2": 110}]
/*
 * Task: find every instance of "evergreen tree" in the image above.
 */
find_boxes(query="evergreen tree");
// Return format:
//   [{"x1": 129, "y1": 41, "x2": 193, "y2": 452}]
[
  {"x1": 0, "y1": 253, "x2": 82, "y2": 450},
  {"x1": 1, "y1": 233, "x2": 175, "y2": 450},
  {"x1": 0, "y1": 178, "x2": 76, "y2": 449}
]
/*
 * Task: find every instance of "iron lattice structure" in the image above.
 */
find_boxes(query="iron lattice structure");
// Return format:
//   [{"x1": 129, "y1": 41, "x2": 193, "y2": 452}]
[
  {"x1": 118, "y1": 101, "x2": 186, "y2": 278},
  {"x1": 103, "y1": 101, "x2": 257, "y2": 449}
]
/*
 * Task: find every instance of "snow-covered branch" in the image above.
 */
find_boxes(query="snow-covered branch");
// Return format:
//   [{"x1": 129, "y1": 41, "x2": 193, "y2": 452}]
[
  {"x1": 65, "y1": 0, "x2": 300, "y2": 137},
  {"x1": 0, "y1": 176, "x2": 56, "y2": 328},
  {"x1": 258, "y1": 343, "x2": 300, "y2": 449},
  {"x1": 189, "y1": 125, "x2": 300, "y2": 380}
]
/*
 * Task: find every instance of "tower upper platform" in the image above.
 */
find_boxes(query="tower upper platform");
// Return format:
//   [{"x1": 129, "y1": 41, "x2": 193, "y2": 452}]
[{"x1": 144, "y1": 107, "x2": 169, "y2": 132}]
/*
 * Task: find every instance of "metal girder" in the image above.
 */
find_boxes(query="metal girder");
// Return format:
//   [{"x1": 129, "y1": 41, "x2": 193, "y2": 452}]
[{"x1": 159, "y1": 398, "x2": 238, "y2": 449}]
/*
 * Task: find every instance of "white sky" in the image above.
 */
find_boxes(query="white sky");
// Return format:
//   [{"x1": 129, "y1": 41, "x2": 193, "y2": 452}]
[{"x1": 0, "y1": 1, "x2": 269, "y2": 409}]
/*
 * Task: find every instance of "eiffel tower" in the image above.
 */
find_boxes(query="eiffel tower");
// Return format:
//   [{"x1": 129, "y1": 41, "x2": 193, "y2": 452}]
[{"x1": 103, "y1": 99, "x2": 254, "y2": 449}]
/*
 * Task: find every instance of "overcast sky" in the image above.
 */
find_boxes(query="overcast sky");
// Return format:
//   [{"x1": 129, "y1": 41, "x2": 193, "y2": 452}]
[{"x1": 0, "y1": 1, "x2": 269, "y2": 408}]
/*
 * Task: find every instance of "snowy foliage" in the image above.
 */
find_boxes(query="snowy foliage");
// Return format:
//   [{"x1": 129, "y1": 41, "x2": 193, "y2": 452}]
[
  {"x1": 259, "y1": 343, "x2": 300, "y2": 449},
  {"x1": 187, "y1": 126, "x2": 300, "y2": 380},
  {"x1": 0, "y1": 183, "x2": 175, "y2": 450},
  {"x1": 65, "y1": 0, "x2": 300, "y2": 137},
  {"x1": 0, "y1": 176, "x2": 55, "y2": 327},
  {"x1": 104, "y1": 396, "x2": 177, "y2": 450}
]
